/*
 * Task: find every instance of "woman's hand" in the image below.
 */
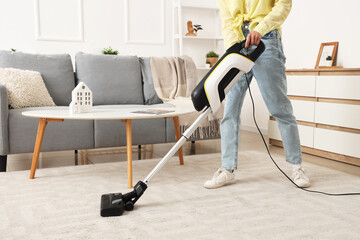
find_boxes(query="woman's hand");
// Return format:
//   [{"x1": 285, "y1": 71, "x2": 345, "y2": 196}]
[{"x1": 245, "y1": 31, "x2": 262, "y2": 48}]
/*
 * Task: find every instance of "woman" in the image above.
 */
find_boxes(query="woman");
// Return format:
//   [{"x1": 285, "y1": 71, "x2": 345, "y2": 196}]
[{"x1": 204, "y1": 0, "x2": 311, "y2": 189}]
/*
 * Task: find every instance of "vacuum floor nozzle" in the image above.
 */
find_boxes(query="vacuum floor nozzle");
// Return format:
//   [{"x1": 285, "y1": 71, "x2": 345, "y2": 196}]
[
  {"x1": 101, "y1": 181, "x2": 147, "y2": 217},
  {"x1": 100, "y1": 193, "x2": 125, "y2": 217}
]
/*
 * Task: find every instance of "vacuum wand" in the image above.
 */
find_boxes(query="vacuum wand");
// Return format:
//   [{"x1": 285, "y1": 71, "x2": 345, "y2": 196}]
[
  {"x1": 144, "y1": 107, "x2": 212, "y2": 183},
  {"x1": 100, "y1": 40, "x2": 265, "y2": 217}
]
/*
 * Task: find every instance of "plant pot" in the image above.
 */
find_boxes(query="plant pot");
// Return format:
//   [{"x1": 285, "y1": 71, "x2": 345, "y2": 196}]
[
  {"x1": 325, "y1": 60, "x2": 332, "y2": 66},
  {"x1": 206, "y1": 57, "x2": 218, "y2": 67}
]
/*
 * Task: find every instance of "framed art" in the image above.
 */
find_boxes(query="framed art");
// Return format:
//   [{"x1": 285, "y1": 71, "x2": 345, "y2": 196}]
[{"x1": 315, "y1": 42, "x2": 339, "y2": 69}]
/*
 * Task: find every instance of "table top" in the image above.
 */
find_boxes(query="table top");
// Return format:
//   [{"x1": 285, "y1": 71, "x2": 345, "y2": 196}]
[{"x1": 22, "y1": 101, "x2": 197, "y2": 120}]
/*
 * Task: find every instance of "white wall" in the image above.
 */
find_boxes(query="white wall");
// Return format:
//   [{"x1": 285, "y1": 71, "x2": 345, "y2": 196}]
[
  {"x1": 0, "y1": 0, "x2": 172, "y2": 58},
  {"x1": 1, "y1": 0, "x2": 359, "y2": 135}
]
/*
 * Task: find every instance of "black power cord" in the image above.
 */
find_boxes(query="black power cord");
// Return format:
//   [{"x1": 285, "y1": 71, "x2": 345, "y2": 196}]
[{"x1": 245, "y1": 74, "x2": 360, "y2": 196}]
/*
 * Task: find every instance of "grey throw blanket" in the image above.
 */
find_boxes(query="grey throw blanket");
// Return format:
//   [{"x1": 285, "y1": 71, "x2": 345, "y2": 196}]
[{"x1": 150, "y1": 55, "x2": 223, "y2": 139}]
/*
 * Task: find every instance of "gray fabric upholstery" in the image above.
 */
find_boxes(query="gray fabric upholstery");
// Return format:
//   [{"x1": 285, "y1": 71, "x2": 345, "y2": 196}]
[
  {"x1": 0, "y1": 85, "x2": 8, "y2": 155},
  {"x1": 166, "y1": 118, "x2": 177, "y2": 143},
  {"x1": 9, "y1": 107, "x2": 94, "y2": 154},
  {"x1": 0, "y1": 50, "x2": 75, "y2": 106},
  {"x1": 139, "y1": 57, "x2": 162, "y2": 105},
  {"x1": 75, "y1": 53, "x2": 144, "y2": 105}
]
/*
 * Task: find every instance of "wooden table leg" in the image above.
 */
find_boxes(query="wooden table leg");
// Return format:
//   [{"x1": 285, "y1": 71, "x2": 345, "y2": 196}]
[
  {"x1": 29, "y1": 118, "x2": 64, "y2": 179},
  {"x1": 172, "y1": 116, "x2": 184, "y2": 165},
  {"x1": 29, "y1": 118, "x2": 47, "y2": 179},
  {"x1": 122, "y1": 119, "x2": 133, "y2": 189}
]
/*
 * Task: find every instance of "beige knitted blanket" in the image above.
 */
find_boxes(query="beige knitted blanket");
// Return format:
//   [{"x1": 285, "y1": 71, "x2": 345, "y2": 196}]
[{"x1": 150, "y1": 56, "x2": 223, "y2": 139}]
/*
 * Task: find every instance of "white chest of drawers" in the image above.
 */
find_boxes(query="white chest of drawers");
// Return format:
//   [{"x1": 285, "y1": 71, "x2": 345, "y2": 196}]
[{"x1": 268, "y1": 69, "x2": 360, "y2": 166}]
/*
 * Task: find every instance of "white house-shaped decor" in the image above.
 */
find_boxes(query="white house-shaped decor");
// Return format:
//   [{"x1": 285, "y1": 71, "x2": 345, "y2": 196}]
[{"x1": 69, "y1": 82, "x2": 92, "y2": 113}]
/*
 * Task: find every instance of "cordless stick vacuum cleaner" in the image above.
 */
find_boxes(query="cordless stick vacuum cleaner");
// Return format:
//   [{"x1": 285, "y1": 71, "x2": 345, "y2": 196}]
[{"x1": 100, "y1": 40, "x2": 265, "y2": 217}]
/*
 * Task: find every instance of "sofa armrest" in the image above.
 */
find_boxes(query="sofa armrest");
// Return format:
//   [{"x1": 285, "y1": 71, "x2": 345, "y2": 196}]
[{"x1": 0, "y1": 85, "x2": 9, "y2": 155}]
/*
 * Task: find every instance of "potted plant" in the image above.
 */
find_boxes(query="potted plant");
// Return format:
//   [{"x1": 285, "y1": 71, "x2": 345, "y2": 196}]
[
  {"x1": 102, "y1": 46, "x2": 119, "y2": 55},
  {"x1": 325, "y1": 55, "x2": 332, "y2": 66},
  {"x1": 194, "y1": 24, "x2": 203, "y2": 36},
  {"x1": 206, "y1": 51, "x2": 219, "y2": 67}
]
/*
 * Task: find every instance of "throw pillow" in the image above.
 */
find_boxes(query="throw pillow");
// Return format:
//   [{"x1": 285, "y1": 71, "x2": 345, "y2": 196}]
[{"x1": 0, "y1": 68, "x2": 56, "y2": 108}]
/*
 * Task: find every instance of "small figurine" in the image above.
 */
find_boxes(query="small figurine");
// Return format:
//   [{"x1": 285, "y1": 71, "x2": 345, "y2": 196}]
[
  {"x1": 185, "y1": 21, "x2": 203, "y2": 36},
  {"x1": 69, "y1": 82, "x2": 92, "y2": 114},
  {"x1": 185, "y1": 21, "x2": 196, "y2": 36}
]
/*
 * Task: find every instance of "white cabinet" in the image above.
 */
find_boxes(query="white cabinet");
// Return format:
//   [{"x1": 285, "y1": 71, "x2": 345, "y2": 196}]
[
  {"x1": 316, "y1": 76, "x2": 360, "y2": 100},
  {"x1": 314, "y1": 128, "x2": 360, "y2": 158},
  {"x1": 172, "y1": 0, "x2": 224, "y2": 72},
  {"x1": 315, "y1": 102, "x2": 360, "y2": 129},
  {"x1": 269, "y1": 69, "x2": 360, "y2": 166},
  {"x1": 287, "y1": 75, "x2": 316, "y2": 97}
]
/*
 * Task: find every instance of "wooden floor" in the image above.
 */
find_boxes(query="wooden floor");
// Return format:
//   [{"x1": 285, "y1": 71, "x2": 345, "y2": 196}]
[{"x1": 6, "y1": 130, "x2": 360, "y2": 176}]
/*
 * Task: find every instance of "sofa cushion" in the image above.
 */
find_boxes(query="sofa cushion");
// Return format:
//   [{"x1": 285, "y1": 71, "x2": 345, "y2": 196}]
[
  {"x1": 75, "y1": 53, "x2": 144, "y2": 105},
  {"x1": 139, "y1": 57, "x2": 162, "y2": 105},
  {"x1": 0, "y1": 68, "x2": 56, "y2": 108},
  {"x1": 0, "y1": 50, "x2": 75, "y2": 106}
]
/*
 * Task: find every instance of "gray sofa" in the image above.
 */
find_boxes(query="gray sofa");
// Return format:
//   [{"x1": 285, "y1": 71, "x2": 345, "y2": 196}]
[{"x1": 0, "y1": 50, "x2": 195, "y2": 172}]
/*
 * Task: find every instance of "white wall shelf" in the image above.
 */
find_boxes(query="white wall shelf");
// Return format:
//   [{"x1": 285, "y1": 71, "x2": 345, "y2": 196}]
[
  {"x1": 180, "y1": 5, "x2": 219, "y2": 10},
  {"x1": 172, "y1": 0, "x2": 223, "y2": 73},
  {"x1": 197, "y1": 67, "x2": 211, "y2": 70},
  {"x1": 174, "y1": 35, "x2": 223, "y2": 40}
]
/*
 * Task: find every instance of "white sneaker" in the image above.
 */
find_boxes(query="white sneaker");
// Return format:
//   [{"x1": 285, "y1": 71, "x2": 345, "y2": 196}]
[
  {"x1": 292, "y1": 167, "x2": 311, "y2": 188},
  {"x1": 204, "y1": 168, "x2": 235, "y2": 189}
]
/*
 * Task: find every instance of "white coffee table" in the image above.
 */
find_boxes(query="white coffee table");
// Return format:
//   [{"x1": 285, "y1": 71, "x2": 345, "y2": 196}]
[{"x1": 22, "y1": 102, "x2": 196, "y2": 188}]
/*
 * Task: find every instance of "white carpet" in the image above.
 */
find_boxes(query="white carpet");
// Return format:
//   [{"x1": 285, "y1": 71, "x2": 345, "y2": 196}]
[{"x1": 0, "y1": 151, "x2": 359, "y2": 240}]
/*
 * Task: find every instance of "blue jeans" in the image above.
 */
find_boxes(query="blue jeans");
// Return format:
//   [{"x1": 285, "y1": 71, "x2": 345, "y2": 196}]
[{"x1": 221, "y1": 26, "x2": 302, "y2": 170}]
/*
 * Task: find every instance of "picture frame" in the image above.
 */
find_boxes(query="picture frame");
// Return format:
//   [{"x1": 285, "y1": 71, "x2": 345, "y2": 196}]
[{"x1": 315, "y1": 42, "x2": 339, "y2": 69}]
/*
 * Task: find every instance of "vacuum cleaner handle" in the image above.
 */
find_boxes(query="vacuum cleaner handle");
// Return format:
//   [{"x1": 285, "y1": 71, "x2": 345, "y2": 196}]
[
  {"x1": 191, "y1": 40, "x2": 265, "y2": 112},
  {"x1": 242, "y1": 40, "x2": 265, "y2": 62},
  {"x1": 226, "y1": 40, "x2": 265, "y2": 62}
]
